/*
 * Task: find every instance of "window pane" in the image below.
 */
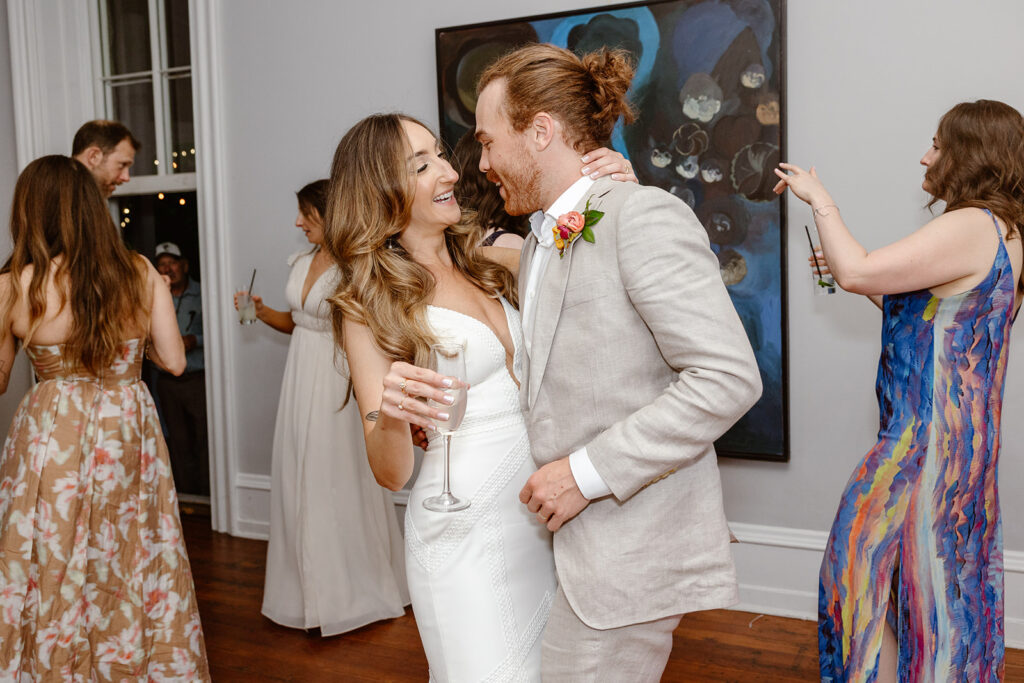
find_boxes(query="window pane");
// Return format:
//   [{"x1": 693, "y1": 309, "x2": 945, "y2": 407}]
[
  {"x1": 116, "y1": 191, "x2": 199, "y2": 270},
  {"x1": 105, "y1": 0, "x2": 152, "y2": 75},
  {"x1": 110, "y1": 82, "x2": 157, "y2": 176},
  {"x1": 168, "y1": 74, "x2": 194, "y2": 174},
  {"x1": 164, "y1": 0, "x2": 190, "y2": 68}
]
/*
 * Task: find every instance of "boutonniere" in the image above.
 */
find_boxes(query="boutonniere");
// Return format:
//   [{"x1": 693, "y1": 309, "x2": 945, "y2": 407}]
[{"x1": 552, "y1": 196, "x2": 603, "y2": 259}]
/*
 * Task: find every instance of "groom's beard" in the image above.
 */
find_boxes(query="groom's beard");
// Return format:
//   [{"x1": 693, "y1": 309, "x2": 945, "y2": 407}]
[{"x1": 495, "y1": 145, "x2": 543, "y2": 217}]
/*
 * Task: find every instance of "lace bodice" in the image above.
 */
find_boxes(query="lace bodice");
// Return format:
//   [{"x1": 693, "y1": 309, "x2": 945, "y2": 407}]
[{"x1": 425, "y1": 298, "x2": 523, "y2": 437}]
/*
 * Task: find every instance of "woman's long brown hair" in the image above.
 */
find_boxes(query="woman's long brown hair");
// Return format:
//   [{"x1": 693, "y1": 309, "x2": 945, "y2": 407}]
[
  {"x1": 324, "y1": 114, "x2": 517, "y2": 369},
  {"x1": 2, "y1": 155, "x2": 148, "y2": 374},
  {"x1": 926, "y1": 100, "x2": 1024, "y2": 236}
]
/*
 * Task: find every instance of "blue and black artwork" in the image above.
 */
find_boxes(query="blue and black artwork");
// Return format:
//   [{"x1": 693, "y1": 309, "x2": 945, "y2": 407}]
[{"x1": 437, "y1": 0, "x2": 787, "y2": 460}]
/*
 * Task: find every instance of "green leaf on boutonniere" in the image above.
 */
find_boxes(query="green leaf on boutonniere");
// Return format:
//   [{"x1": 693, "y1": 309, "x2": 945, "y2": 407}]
[
  {"x1": 583, "y1": 210, "x2": 604, "y2": 228},
  {"x1": 581, "y1": 226, "x2": 596, "y2": 244}
]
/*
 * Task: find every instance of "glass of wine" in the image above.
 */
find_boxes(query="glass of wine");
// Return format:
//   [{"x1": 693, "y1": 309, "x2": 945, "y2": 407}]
[{"x1": 422, "y1": 341, "x2": 470, "y2": 512}]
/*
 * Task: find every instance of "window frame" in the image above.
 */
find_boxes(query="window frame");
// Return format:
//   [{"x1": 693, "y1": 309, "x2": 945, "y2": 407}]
[{"x1": 92, "y1": 0, "x2": 197, "y2": 196}]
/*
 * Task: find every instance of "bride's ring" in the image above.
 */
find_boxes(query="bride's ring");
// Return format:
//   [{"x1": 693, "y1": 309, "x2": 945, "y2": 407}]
[{"x1": 399, "y1": 379, "x2": 408, "y2": 395}]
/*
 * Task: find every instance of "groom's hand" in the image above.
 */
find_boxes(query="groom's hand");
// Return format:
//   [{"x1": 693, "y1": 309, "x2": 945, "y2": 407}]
[{"x1": 520, "y1": 457, "x2": 589, "y2": 532}]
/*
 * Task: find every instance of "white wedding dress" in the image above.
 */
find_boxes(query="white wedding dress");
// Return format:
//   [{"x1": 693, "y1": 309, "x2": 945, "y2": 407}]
[{"x1": 406, "y1": 299, "x2": 556, "y2": 682}]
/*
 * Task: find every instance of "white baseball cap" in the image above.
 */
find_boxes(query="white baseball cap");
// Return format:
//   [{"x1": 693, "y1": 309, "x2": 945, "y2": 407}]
[{"x1": 155, "y1": 242, "x2": 182, "y2": 259}]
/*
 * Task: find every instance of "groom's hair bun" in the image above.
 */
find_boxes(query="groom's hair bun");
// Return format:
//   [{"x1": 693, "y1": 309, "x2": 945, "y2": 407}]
[{"x1": 477, "y1": 43, "x2": 636, "y2": 154}]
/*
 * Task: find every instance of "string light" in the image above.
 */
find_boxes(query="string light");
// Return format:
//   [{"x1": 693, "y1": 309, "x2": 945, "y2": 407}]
[
  {"x1": 124, "y1": 217, "x2": 130, "y2": 224},
  {"x1": 172, "y1": 151, "x2": 178, "y2": 158},
  {"x1": 158, "y1": 193, "x2": 165, "y2": 200},
  {"x1": 122, "y1": 208, "x2": 129, "y2": 214},
  {"x1": 190, "y1": 148, "x2": 195, "y2": 154},
  {"x1": 172, "y1": 162, "x2": 178, "y2": 169},
  {"x1": 179, "y1": 198, "x2": 186, "y2": 206}
]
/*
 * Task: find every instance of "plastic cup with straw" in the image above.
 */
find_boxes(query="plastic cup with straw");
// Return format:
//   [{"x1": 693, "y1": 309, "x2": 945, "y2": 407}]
[
  {"x1": 804, "y1": 225, "x2": 835, "y2": 295},
  {"x1": 238, "y1": 268, "x2": 258, "y2": 323}
]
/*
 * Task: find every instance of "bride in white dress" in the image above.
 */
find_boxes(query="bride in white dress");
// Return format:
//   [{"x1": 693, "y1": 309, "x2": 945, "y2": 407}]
[{"x1": 325, "y1": 113, "x2": 632, "y2": 681}]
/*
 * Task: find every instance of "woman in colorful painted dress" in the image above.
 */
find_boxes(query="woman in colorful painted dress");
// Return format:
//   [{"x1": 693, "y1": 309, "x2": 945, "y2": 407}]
[
  {"x1": 0, "y1": 155, "x2": 209, "y2": 680},
  {"x1": 774, "y1": 99, "x2": 1024, "y2": 682}
]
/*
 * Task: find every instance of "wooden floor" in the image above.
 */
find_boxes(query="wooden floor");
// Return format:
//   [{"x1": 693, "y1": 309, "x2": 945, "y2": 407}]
[{"x1": 182, "y1": 514, "x2": 1024, "y2": 681}]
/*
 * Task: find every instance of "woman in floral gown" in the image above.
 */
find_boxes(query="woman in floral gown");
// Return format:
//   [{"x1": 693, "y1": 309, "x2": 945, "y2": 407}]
[
  {"x1": 775, "y1": 100, "x2": 1024, "y2": 681},
  {"x1": 0, "y1": 156, "x2": 210, "y2": 680}
]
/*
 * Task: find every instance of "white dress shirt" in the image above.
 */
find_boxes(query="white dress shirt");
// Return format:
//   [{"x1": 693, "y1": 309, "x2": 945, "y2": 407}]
[{"x1": 522, "y1": 176, "x2": 611, "y2": 501}]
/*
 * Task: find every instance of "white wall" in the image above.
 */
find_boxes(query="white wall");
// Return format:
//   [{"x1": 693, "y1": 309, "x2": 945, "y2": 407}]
[
  {"x1": 219, "y1": 0, "x2": 1024, "y2": 532},
  {"x1": 718, "y1": 0, "x2": 1024, "y2": 544},
  {"x1": 214, "y1": 0, "x2": 1024, "y2": 635},
  {"x1": 0, "y1": 1, "x2": 34, "y2": 424}
]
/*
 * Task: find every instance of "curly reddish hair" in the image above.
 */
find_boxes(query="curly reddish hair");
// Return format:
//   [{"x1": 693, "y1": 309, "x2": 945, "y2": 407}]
[{"x1": 476, "y1": 43, "x2": 636, "y2": 153}]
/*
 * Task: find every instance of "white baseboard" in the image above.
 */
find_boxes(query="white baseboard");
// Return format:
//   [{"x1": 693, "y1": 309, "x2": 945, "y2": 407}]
[
  {"x1": 233, "y1": 473, "x2": 271, "y2": 540},
  {"x1": 729, "y1": 522, "x2": 1024, "y2": 648},
  {"x1": 230, "y1": 473, "x2": 411, "y2": 540},
  {"x1": 227, "y1": 474, "x2": 1023, "y2": 647}
]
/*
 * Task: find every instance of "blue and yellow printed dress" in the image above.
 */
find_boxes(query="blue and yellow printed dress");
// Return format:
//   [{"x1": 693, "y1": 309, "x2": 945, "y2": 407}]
[{"x1": 819, "y1": 210, "x2": 1014, "y2": 682}]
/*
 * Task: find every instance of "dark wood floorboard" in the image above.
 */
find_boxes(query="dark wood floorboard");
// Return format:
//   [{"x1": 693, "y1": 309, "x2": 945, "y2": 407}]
[{"x1": 182, "y1": 514, "x2": 1024, "y2": 681}]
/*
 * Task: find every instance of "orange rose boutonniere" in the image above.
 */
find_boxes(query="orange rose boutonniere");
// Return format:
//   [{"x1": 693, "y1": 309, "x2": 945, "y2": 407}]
[{"x1": 552, "y1": 196, "x2": 603, "y2": 259}]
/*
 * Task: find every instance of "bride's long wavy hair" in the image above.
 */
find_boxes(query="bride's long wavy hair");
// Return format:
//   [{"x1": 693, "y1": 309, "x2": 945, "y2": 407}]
[
  {"x1": 324, "y1": 113, "x2": 517, "y2": 368},
  {"x1": 2, "y1": 155, "x2": 148, "y2": 373}
]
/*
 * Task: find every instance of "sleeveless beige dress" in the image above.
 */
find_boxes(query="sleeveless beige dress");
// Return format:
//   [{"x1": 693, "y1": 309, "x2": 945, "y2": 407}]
[{"x1": 0, "y1": 339, "x2": 210, "y2": 681}]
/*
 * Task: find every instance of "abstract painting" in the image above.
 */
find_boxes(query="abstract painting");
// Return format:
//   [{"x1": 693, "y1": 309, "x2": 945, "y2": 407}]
[{"x1": 436, "y1": 0, "x2": 787, "y2": 461}]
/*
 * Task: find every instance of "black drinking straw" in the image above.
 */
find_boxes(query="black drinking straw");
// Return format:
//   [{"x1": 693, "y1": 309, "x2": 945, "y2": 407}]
[
  {"x1": 804, "y1": 226, "x2": 825, "y2": 282},
  {"x1": 247, "y1": 268, "x2": 257, "y2": 296}
]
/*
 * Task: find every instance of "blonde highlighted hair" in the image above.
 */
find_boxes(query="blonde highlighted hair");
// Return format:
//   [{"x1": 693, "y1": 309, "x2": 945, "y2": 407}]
[
  {"x1": 2, "y1": 155, "x2": 148, "y2": 373},
  {"x1": 324, "y1": 113, "x2": 517, "y2": 368}
]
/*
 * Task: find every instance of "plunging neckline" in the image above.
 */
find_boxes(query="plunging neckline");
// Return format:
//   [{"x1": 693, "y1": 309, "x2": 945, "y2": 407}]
[
  {"x1": 300, "y1": 250, "x2": 331, "y2": 310},
  {"x1": 427, "y1": 299, "x2": 519, "y2": 386}
]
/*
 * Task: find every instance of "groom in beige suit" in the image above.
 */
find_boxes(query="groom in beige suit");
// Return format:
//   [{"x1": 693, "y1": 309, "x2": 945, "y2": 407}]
[{"x1": 475, "y1": 44, "x2": 762, "y2": 680}]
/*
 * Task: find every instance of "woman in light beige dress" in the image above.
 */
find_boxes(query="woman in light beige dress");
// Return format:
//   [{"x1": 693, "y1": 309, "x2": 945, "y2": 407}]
[{"x1": 0, "y1": 155, "x2": 209, "y2": 680}]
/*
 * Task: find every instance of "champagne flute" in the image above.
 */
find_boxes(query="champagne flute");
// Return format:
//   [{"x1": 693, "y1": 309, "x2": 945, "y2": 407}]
[{"x1": 422, "y1": 341, "x2": 470, "y2": 512}]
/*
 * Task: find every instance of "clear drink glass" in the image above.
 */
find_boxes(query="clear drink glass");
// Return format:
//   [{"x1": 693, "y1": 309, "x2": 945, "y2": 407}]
[
  {"x1": 805, "y1": 225, "x2": 836, "y2": 295},
  {"x1": 422, "y1": 341, "x2": 470, "y2": 513},
  {"x1": 238, "y1": 292, "x2": 258, "y2": 324}
]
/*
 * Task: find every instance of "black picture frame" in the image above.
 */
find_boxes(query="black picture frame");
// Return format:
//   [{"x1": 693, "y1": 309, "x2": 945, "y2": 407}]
[{"x1": 436, "y1": 0, "x2": 788, "y2": 461}]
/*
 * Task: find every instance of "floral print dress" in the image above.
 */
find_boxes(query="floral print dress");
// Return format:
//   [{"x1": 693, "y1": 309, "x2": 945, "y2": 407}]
[{"x1": 0, "y1": 339, "x2": 210, "y2": 681}]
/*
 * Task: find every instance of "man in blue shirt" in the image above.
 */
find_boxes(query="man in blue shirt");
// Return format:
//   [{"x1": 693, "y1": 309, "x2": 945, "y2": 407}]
[{"x1": 154, "y1": 241, "x2": 208, "y2": 496}]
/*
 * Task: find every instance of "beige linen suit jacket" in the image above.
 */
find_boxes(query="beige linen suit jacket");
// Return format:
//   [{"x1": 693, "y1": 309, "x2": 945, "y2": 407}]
[{"x1": 519, "y1": 176, "x2": 762, "y2": 630}]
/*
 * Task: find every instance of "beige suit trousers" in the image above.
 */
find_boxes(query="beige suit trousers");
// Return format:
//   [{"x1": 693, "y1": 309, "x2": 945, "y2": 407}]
[{"x1": 541, "y1": 587, "x2": 681, "y2": 682}]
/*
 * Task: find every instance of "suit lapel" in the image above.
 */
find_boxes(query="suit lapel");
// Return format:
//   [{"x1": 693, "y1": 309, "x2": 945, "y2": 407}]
[
  {"x1": 518, "y1": 234, "x2": 538, "y2": 412},
  {"x1": 527, "y1": 180, "x2": 613, "y2": 408}
]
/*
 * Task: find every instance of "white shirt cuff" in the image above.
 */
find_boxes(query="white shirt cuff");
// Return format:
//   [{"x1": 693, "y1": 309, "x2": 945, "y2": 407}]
[{"x1": 568, "y1": 447, "x2": 612, "y2": 500}]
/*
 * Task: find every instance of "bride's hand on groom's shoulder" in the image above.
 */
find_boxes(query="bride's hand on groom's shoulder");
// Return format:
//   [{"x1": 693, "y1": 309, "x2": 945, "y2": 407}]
[
  {"x1": 580, "y1": 147, "x2": 638, "y2": 184},
  {"x1": 520, "y1": 457, "x2": 590, "y2": 532},
  {"x1": 381, "y1": 361, "x2": 466, "y2": 431}
]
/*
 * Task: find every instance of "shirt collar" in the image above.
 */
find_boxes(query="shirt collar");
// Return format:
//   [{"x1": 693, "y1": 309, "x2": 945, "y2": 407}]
[{"x1": 529, "y1": 175, "x2": 595, "y2": 247}]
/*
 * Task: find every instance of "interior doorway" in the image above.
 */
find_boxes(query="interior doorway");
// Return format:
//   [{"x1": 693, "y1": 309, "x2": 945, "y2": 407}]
[{"x1": 116, "y1": 191, "x2": 209, "y2": 505}]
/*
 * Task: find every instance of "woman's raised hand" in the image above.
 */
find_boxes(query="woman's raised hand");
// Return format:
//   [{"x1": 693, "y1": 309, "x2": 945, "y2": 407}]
[
  {"x1": 580, "y1": 147, "x2": 638, "y2": 183},
  {"x1": 381, "y1": 361, "x2": 466, "y2": 431},
  {"x1": 773, "y1": 162, "x2": 833, "y2": 207}
]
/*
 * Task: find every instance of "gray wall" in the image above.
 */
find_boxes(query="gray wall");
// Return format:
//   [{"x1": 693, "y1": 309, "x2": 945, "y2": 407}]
[
  {"x1": 0, "y1": 1, "x2": 33, "y2": 423},
  {"x1": 718, "y1": 1, "x2": 1024, "y2": 548},
  {"x1": 213, "y1": 0, "x2": 1024, "y2": 543}
]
